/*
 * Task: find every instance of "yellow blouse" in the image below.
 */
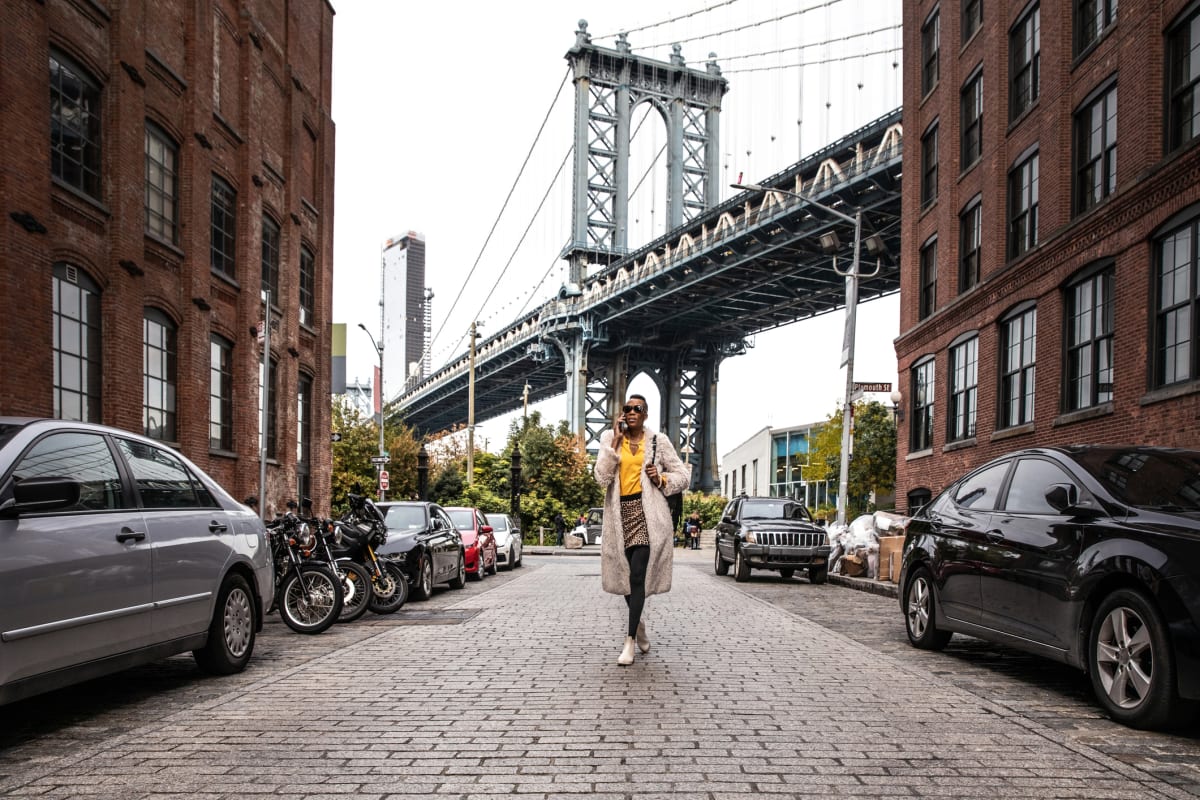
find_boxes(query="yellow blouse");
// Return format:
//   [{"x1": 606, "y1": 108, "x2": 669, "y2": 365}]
[{"x1": 618, "y1": 436, "x2": 646, "y2": 496}]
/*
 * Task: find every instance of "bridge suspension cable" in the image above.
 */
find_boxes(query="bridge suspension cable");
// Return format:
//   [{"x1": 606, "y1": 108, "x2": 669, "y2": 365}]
[
  {"x1": 717, "y1": 23, "x2": 900, "y2": 62},
  {"x1": 591, "y1": 0, "x2": 742, "y2": 40},
  {"x1": 723, "y1": 46, "x2": 901, "y2": 75},
  {"x1": 635, "y1": 0, "x2": 844, "y2": 51}
]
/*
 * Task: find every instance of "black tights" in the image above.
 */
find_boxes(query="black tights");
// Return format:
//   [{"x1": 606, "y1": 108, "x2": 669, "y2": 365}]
[{"x1": 623, "y1": 545, "x2": 650, "y2": 637}]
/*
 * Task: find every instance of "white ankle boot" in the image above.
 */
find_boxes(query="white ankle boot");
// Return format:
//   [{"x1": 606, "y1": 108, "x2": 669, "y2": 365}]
[
  {"x1": 617, "y1": 635, "x2": 636, "y2": 665},
  {"x1": 636, "y1": 621, "x2": 650, "y2": 653}
]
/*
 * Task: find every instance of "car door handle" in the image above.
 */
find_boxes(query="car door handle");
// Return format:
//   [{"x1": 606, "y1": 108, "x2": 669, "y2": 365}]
[
  {"x1": 117, "y1": 527, "x2": 146, "y2": 543},
  {"x1": 208, "y1": 520, "x2": 228, "y2": 533},
  {"x1": 985, "y1": 529, "x2": 1005, "y2": 544}
]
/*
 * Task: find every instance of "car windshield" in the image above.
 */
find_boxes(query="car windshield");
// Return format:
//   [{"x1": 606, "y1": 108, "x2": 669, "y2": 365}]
[
  {"x1": 741, "y1": 500, "x2": 808, "y2": 520},
  {"x1": 1072, "y1": 448, "x2": 1200, "y2": 511},
  {"x1": 489, "y1": 516, "x2": 509, "y2": 532},
  {"x1": 383, "y1": 505, "x2": 426, "y2": 530},
  {"x1": 447, "y1": 509, "x2": 475, "y2": 530}
]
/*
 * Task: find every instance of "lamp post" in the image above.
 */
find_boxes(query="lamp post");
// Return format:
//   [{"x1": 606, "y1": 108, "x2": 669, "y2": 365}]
[
  {"x1": 732, "y1": 182, "x2": 882, "y2": 527},
  {"x1": 358, "y1": 323, "x2": 386, "y2": 500},
  {"x1": 467, "y1": 321, "x2": 478, "y2": 485}
]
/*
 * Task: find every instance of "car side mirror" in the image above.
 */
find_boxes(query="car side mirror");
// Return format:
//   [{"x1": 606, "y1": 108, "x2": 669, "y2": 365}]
[
  {"x1": 12, "y1": 476, "x2": 82, "y2": 513},
  {"x1": 1045, "y1": 483, "x2": 1101, "y2": 516},
  {"x1": 481, "y1": 525, "x2": 493, "y2": 534}
]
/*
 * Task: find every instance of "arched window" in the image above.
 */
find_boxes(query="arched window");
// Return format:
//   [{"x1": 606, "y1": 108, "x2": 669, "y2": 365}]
[
  {"x1": 143, "y1": 308, "x2": 178, "y2": 441},
  {"x1": 50, "y1": 49, "x2": 102, "y2": 198},
  {"x1": 52, "y1": 263, "x2": 102, "y2": 422}
]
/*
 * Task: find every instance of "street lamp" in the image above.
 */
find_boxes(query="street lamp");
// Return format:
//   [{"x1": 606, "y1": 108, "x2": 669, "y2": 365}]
[
  {"x1": 358, "y1": 322, "x2": 386, "y2": 500},
  {"x1": 732, "y1": 182, "x2": 883, "y2": 527}
]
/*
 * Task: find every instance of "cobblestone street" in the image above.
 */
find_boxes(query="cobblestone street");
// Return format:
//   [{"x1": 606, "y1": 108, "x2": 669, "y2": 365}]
[{"x1": 1, "y1": 550, "x2": 1198, "y2": 799}]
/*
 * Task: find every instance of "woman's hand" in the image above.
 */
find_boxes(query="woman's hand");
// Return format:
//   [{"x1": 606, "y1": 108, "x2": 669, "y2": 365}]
[
  {"x1": 611, "y1": 417, "x2": 624, "y2": 452},
  {"x1": 645, "y1": 460, "x2": 665, "y2": 489}
]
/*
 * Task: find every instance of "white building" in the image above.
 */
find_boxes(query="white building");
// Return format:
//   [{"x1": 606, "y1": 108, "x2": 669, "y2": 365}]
[
  {"x1": 381, "y1": 231, "x2": 427, "y2": 401},
  {"x1": 721, "y1": 421, "x2": 833, "y2": 510}
]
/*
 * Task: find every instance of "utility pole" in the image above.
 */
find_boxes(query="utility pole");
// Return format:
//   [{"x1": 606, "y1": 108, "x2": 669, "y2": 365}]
[
  {"x1": 258, "y1": 290, "x2": 271, "y2": 522},
  {"x1": 467, "y1": 320, "x2": 478, "y2": 485}
]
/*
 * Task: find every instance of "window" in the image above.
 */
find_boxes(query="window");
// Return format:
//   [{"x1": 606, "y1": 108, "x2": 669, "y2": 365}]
[
  {"x1": 1074, "y1": 84, "x2": 1118, "y2": 215},
  {"x1": 1007, "y1": 151, "x2": 1039, "y2": 259},
  {"x1": 1000, "y1": 306, "x2": 1037, "y2": 427},
  {"x1": 961, "y1": 71, "x2": 983, "y2": 169},
  {"x1": 959, "y1": 198, "x2": 982, "y2": 294},
  {"x1": 919, "y1": 238, "x2": 938, "y2": 320},
  {"x1": 210, "y1": 335, "x2": 233, "y2": 451},
  {"x1": 952, "y1": 462, "x2": 1009, "y2": 510},
  {"x1": 297, "y1": 373, "x2": 312, "y2": 502},
  {"x1": 117, "y1": 439, "x2": 214, "y2": 509},
  {"x1": 922, "y1": 10, "x2": 940, "y2": 96},
  {"x1": 910, "y1": 357, "x2": 936, "y2": 452},
  {"x1": 300, "y1": 245, "x2": 315, "y2": 327},
  {"x1": 921, "y1": 124, "x2": 939, "y2": 209},
  {"x1": 963, "y1": 0, "x2": 982, "y2": 41},
  {"x1": 14, "y1": 432, "x2": 126, "y2": 511},
  {"x1": 261, "y1": 214, "x2": 281, "y2": 302},
  {"x1": 260, "y1": 357, "x2": 278, "y2": 459},
  {"x1": 145, "y1": 122, "x2": 179, "y2": 244},
  {"x1": 948, "y1": 336, "x2": 978, "y2": 441},
  {"x1": 49, "y1": 50, "x2": 101, "y2": 199},
  {"x1": 1004, "y1": 458, "x2": 1075, "y2": 513},
  {"x1": 1167, "y1": 8, "x2": 1200, "y2": 151},
  {"x1": 1075, "y1": 0, "x2": 1117, "y2": 56},
  {"x1": 1155, "y1": 221, "x2": 1200, "y2": 386},
  {"x1": 52, "y1": 263, "x2": 102, "y2": 423},
  {"x1": 1067, "y1": 267, "x2": 1114, "y2": 409},
  {"x1": 143, "y1": 309, "x2": 177, "y2": 442},
  {"x1": 211, "y1": 175, "x2": 237, "y2": 278},
  {"x1": 1010, "y1": 4, "x2": 1041, "y2": 120}
]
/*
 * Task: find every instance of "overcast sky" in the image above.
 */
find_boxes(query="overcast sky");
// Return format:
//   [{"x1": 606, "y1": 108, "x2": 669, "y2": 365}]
[{"x1": 330, "y1": 0, "x2": 903, "y2": 455}]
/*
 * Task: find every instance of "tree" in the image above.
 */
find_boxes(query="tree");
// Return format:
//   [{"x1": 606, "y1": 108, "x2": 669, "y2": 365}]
[
  {"x1": 329, "y1": 396, "x2": 423, "y2": 514},
  {"x1": 806, "y1": 400, "x2": 897, "y2": 519}
]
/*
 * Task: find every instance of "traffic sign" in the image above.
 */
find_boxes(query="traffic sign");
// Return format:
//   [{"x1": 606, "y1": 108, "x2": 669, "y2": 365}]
[
  {"x1": 331, "y1": 432, "x2": 342, "y2": 442},
  {"x1": 369, "y1": 455, "x2": 389, "y2": 464},
  {"x1": 379, "y1": 470, "x2": 389, "y2": 491},
  {"x1": 853, "y1": 382, "x2": 892, "y2": 393}
]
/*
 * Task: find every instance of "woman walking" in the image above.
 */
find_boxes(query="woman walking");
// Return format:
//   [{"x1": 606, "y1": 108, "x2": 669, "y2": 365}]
[{"x1": 594, "y1": 394, "x2": 690, "y2": 665}]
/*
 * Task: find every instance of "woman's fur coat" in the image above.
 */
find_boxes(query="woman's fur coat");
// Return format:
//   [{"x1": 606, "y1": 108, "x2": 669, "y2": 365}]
[{"x1": 593, "y1": 426, "x2": 691, "y2": 596}]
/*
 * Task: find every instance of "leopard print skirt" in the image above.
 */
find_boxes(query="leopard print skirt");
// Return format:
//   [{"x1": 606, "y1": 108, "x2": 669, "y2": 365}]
[{"x1": 619, "y1": 492, "x2": 650, "y2": 548}]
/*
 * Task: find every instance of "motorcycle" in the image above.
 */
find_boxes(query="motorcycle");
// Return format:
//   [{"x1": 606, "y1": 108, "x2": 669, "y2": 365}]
[
  {"x1": 333, "y1": 492, "x2": 408, "y2": 614},
  {"x1": 267, "y1": 505, "x2": 343, "y2": 634},
  {"x1": 297, "y1": 499, "x2": 374, "y2": 624}
]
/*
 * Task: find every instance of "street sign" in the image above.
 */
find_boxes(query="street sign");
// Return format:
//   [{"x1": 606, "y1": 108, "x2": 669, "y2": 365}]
[
  {"x1": 331, "y1": 432, "x2": 342, "y2": 442},
  {"x1": 379, "y1": 470, "x2": 389, "y2": 491},
  {"x1": 369, "y1": 455, "x2": 389, "y2": 464},
  {"x1": 853, "y1": 382, "x2": 892, "y2": 393}
]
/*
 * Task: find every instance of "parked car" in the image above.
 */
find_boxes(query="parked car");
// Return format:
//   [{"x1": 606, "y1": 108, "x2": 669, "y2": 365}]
[
  {"x1": 375, "y1": 501, "x2": 465, "y2": 600},
  {"x1": 572, "y1": 507, "x2": 603, "y2": 545},
  {"x1": 487, "y1": 512, "x2": 523, "y2": 570},
  {"x1": 445, "y1": 506, "x2": 497, "y2": 580},
  {"x1": 899, "y1": 445, "x2": 1200, "y2": 730},
  {"x1": 0, "y1": 418, "x2": 274, "y2": 705},
  {"x1": 713, "y1": 496, "x2": 830, "y2": 583}
]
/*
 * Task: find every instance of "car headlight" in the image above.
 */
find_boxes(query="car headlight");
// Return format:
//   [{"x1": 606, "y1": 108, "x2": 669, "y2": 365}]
[{"x1": 743, "y1": 530, "x2": 757, "y2": 544}]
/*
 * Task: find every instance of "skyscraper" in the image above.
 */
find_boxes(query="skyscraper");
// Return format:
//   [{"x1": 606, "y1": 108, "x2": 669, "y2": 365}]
[{"x1": 381, "y1": 232, "x2": 427, "y2": 400}]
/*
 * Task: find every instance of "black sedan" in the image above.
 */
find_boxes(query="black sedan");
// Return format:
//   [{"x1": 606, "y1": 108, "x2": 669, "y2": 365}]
[
  {"x1": 899, "y1": 445, "x2": 1200, "y2": 730},
  {"x1": 713, "y1": 496, "x2": 831, "y2": 583},
  {"x1": 375, "y1": 501, "x2": 465, "y2": 601}
]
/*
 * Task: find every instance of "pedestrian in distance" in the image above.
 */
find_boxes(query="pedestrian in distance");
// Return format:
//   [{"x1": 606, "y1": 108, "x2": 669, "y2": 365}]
[
  {"x1": 554, "y1": 511, "x2": 566, "y2": 547},
  {"x1": 686, "y1": 510, "x2": 702, "y2": 550},
  {"x1": 594, "y1": 394, "x2": 690, "y2": 665}
]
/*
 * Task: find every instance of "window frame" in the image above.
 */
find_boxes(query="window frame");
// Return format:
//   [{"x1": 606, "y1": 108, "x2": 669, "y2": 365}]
[
  {"x1": 921, "y1": 122, "x2": 939, "y2": 210},
  {"x1": 1167, "y1": 6, "x2": 1200, "y2": 152},
  {"x1": 920, "y1": 237, "x2": 938, "y2": 321},
  {"x1": 261, "y1": 356, "x2": 279, "y2": 460},
  {"x1": 52, "y1": 263, "x2": 102, "y2": 423},
  {"x1": 211, "y1": 174, "x2": 237, "y2": 279},
  {"x1": 144, "y1": 121, "x2": 179, "y2": 245},
  {"x1": 1007, "y1": 149, "x2": 1040, "y2": 259},
  {"x1": 299, "y1": 244, "x2": 315, "y2": 328},
  {"x1": 1075, "y1": 0, "x2": 1118, "y2": 58},
  {"x1": 960, "y1": 69, "x2": 984, "y2": 171},
  {"x1": 910, "y1": 356, "x2": 936, "y2": 452},
  {"x1": 49, "y1": 49, "x2": 102, "y2": 200},
  {"x1": 1065, "y1": 264, "x2": 1114, "y2": 410},
  {"x1": 922, "y1": 9, "x2": 941, "y2": 97},
  {"x1": 297, "y1": 372, "x2": 313, "y2": 504},
  {"x1": 1000, "y1": 304, "x2": 1037, "y2": 428},
  {"x1": 143, "y1": 308, "x2": 178, "y2": 442},
  {"x1": 963, "y1": 0, "x2": 983, "y2": 42},
  {"x1": 209, "y1": 334, "x2": 234, "y2": 452},
  {"x1": 947, "y1": 335, "x2": 979, "y2": 442},
  {"x1": 1009, "y1": 3, "x2": 1041, "y2": 121},
  {"x1": 959, "y1": 196, "x2": 982, "y2": 294},
  {"x1": 1073, "y1": 81, "x2": 1118, "y2": 216},
  {"x1": 261, "y1": 214, "x2": 281, "y2": 304},
  {"x1": 1154, "y1": 218, "x2": 1200, "y2": 387}
]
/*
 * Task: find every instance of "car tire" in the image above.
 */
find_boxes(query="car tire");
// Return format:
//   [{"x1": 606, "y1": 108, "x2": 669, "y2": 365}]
[
  {"x1": 733, "y1": 548, "x2": 751, "y2": 582},
  {"x1": 904, "y1": 567, "x2": 951, "y2": 650},
  {"x1": 808, "y1": 566, "x2": 828, "y2": 585},
  {"x1": 714, "y1": 544, "x2": 729, "y2": 576},
  {"x1": 411, "y1": 554, "x2": 434, "y2": 601},
  {"x1": 487, "y1": 554, "x2": 497, "y2": 575},
  {"x1": 447, "y1": 552, "x2": 466, "y2": 590},
  {"x1": 1088, "y1": 588, "x2": 1193, "y2": 730},
  {"x1": 515, "y1": 546, "x2": 522, "y2": 568},
  {"x1": 193, "y1": 573, "x2": 256, "y2": 674},
  {"x1": 780, "y1": 569, "x2": 794, "y2": 580}
]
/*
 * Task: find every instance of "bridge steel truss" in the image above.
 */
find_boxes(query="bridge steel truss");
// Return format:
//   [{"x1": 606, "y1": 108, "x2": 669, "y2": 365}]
[{"x1": 395, "y1": 109, "x2": 903, "y2": 494}]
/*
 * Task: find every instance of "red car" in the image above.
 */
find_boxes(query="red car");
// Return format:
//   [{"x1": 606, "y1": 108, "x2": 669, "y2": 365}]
[{"x1": 445, "y1": 506, "x2": 497, "y2": 580}]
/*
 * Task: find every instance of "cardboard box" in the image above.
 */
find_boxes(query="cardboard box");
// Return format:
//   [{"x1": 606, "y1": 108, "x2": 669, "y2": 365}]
[
  {"x1": 841, "y1": 553, "x2": 866, "y2": 577},
  {"x1": 877, "y1": 536, "x2": 905, "y2": 582}
]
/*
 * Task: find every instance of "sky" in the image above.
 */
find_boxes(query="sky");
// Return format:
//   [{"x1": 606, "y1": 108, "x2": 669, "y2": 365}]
[{"x1": 330, "y1": 0, "x2": 903, "y2": 456}]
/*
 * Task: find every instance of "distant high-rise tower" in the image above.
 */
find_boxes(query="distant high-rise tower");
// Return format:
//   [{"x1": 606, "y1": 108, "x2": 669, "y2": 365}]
[{"x1": 381, "y1": 232, "x2": 426, "y2": 400}]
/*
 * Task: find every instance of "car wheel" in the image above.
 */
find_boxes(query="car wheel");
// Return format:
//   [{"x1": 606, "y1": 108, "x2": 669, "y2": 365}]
[
  {"x1": 904, "y1": 567, "x2": 951, "y2": 650},
  {"x1": 733, "y1": 548, "x2": 751, "y2": 582},
  {"x1": 447, "y1": 552, "x2": 466, "y2": 590},
  {"x1": 714, "y1": 544, "x2": 729, "y2": 576},
  {"x1": 808, "y1": 566, "x2": 828, "y2": 585},
  {"x1": 411, "y1": 554, "x2": 434, "y2": 601},
  {"x1": 1088, "y1": 588, "x2": 1193, "y2": 729},
  {"x1": 193, "y1": 573, "x2": 256, "y2": 674},
  {"x1": 780, "y1": 569, "x2": 794, "y2": 580},
  {"x1": 487, "y1": 552, "x2": 497, "y2": 575},
  {"x1": 515, "y1": 545, "x2": 522, "y2": 568}
]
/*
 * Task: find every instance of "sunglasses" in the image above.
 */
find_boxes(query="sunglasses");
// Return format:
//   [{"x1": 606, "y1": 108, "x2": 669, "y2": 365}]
[{"x1": 622, "y1": 404, "x2": 646, "y2": 414}]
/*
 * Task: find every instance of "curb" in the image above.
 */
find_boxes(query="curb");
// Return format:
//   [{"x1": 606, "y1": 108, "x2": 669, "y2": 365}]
[{"x1": 829, "y1": 572, "x2": 899, "y2": 599}]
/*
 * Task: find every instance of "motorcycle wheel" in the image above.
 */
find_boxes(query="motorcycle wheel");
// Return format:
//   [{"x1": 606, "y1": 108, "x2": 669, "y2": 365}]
[
  {"x1": 278, "y1": 566, "x2": 342, "y2": 634},
  {"x1": 368, "y1": 561, "x2": 409, "y2": 614},
  {"x1": 336, "y1": 560, "x2": 374, "y2": 623}
]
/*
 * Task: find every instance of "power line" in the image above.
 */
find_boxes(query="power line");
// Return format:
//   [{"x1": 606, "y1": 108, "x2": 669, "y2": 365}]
[
  {"x1": 718, "y1": 24, "x2": 900, "y2": 63},
  {"x1": 592, "y1": 0, "x2": 742, "y2": 40},
  {"x1": 637, "y1": 0, "x2": 844, "y2": 51},
  {"x1": 723, "y1": 46, "x2": 901, "y2": 74}
]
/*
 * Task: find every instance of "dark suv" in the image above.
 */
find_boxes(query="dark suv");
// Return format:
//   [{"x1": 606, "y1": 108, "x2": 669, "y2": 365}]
[{"x1": 713, "y1": 496, "x2": 830, "y2": 583}]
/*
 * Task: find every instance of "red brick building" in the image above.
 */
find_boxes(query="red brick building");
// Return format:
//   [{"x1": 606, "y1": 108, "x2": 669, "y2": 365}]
[
  {"x1": 897, "y1": 0, "x2": 1200, "y2": 509},
  {"x1": 0, "y1": 0, "x2": 336, "y2": 509}
]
